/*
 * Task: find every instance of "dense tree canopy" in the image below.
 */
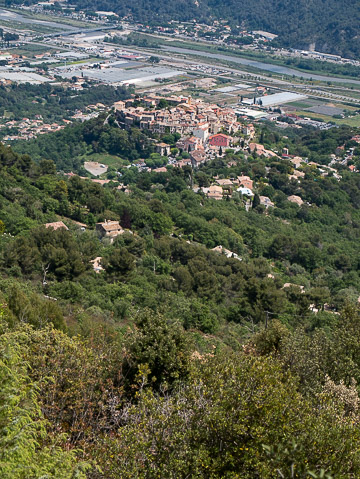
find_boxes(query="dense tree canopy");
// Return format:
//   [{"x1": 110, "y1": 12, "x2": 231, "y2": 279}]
[{"x1": 2, "y1": 112, "x2": 360, "y2": 476}]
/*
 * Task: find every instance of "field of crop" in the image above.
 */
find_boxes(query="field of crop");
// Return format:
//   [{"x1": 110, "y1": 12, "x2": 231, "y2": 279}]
[
  {"x1": 15, "y1": 10, "x2": 92, "y2": 29},
  {"x1": 0, "y1": 19, "x2": 60, "y2": 34},
  {"x1": 293, "y1": 109, "x2": 360, "y2": 126}
]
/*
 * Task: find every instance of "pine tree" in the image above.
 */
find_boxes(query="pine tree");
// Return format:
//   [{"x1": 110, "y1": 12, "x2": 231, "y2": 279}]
[{"x1": 252, "y1": 193, "x2": 260, "y2": 209}]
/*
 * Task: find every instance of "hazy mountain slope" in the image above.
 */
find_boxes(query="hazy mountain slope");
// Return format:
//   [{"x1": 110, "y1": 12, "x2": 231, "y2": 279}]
[{"x1": 62, "y1": 0, "x2": 360, "y2": 57}]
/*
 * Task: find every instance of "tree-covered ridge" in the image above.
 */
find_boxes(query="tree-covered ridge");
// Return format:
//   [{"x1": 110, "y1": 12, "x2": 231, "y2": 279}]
[
  {"x1": 13, "y1": 113, "x2": 154, "y2": 171},
  {"x1": 0, "y1": 83, "x2": 130, "y2": 123},
  {"x1": 0, "y1": 164, "x2": 354, "y2": 353},
  {"x1": 3, "y1": 118, "x2": 360, "y2": 475},
  {"x1": 9, "y1": 117, "x2": 360, "y2": 319}
]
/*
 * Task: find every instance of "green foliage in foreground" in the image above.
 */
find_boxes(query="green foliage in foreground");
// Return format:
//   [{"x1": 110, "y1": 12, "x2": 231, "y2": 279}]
[
  {"x1": 0, "y1": 333, "x2": 90, "y2": 478},
  {"x1": 2, "y1": 313, "x2": 360, "y2": 478},
  {"x1": 100, "y1": 351, "x2": 360, "y2": 479}
]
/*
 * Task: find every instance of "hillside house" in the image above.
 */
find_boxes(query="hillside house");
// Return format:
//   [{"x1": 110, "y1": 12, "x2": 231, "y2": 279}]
[
  {"x1": 175, "y1": 158, "x2": 192, "y2": 168},
  {"x1": 216, "y1": 178, "x2": 233, "y2": 186},
  {"x1": 289, "y1": 170, "x2": 305, "y2": 181},
  {"x1": 193, "y1": 123, "x2": 209, "y2": 143},
  {"x1": 289, "y1": 156, "x2": 304, "y2": 168},
  {"x1": 96, "y1": 220, "x2": 124, "y2": 241},
  {"x1": 156, "y1": 142, "x2": 171, "y2": 156},
  {"x1": 241, "y1": 124, "x2": 255, "y2": 139},
  {"x1": 183, "y1": 136, "x2": 201, "y2": 152},
  {"x1": 260, "y1": 196, "x2": 274, "y2": 209},
  {"x1": 91, "y1": 256, "x2": 104, "y2": 273},
  {"x1": 287, "y1": 195, "x2": 304, "y2": 206},
  {"x1": 207, "y1": 185, "x2": 223, "y2": 200},
  {"x1": 45, "y1": 221, "x2": 68, "y2": 231},
  {"x1": 212, "y1": 245, "x2": 241, "y2": 260},
  {"x1": 190, "y1": 150, "x2": 207, "y2": 167},
  {"x1": 249, "y1": 143, "x2": 278, "y2": 158},
  {"x1": 236, "y1": 175, "x2": 253, "y2": 189},
  {"x1": 113, "y1": 100, "x2": 126, "y2": 111}
]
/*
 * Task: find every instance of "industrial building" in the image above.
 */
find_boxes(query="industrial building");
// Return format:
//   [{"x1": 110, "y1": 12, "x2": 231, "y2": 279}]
[
  {"x1": 57, "y1": 65, "x2": 185, "y2": 85},
  {"x1": 243, "y1": 92, "x2": 307, "y2": 107}
]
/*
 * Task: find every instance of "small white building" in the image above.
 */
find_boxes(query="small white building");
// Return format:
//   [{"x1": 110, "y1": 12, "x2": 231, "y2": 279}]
[
  {"x1": 237, "y1": 187, "x2": 254, "y2": 197},
  {"x1": 193, "y1": 123, "x2": 209, "y2": 144}
]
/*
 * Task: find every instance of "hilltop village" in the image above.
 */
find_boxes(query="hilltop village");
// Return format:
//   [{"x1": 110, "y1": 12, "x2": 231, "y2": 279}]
[
  {"x1": 61, "y1": 93, "x2": 355, "y2": 206},
  {"x1": 114, "y1": 95, "x2": 249, "y2": 166}
]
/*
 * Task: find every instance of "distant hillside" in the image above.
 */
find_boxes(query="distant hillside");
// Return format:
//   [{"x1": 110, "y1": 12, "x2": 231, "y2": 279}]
[
  {"x1": 209, "y1": 0, "x2": 360, "y2": 59},
  {"x1": 26, "y1": 0, "x2": 359, "y2": 58}
]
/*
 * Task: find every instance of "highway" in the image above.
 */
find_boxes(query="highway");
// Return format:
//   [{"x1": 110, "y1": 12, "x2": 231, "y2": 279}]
[{"x1": 90, "y1": 40, "x2": 360, "y2": 104}]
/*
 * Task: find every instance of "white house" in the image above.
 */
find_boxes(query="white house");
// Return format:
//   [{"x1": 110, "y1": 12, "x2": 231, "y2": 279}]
[{"x1": 237, "y1": 187, "x2": 254, "y2": 197}]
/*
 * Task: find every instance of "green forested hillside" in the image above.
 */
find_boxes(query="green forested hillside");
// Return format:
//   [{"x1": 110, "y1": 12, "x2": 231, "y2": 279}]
[
  {"x1": 0, "y1": 83, "x2": 130, "y2": 122},
  {"x1": 3, "y1": 115, "x2": 360, "y2": 476},
  {"x1": 13, "y1": 113, "x2": 154, "y2": 171}
]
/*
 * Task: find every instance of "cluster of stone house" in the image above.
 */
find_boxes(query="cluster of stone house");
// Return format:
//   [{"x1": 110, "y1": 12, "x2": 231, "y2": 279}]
[
  {"x1": 45, "y1": 221, "x2": 69, "y2": 231},
  {"x1": 114, "y1": 95, "x2": 239, "y2": 140},
  {"x1": 192, "y1": 171, "x2": 307, "y2": 208},
  {"x1": 211, "y1": 245, "x2": 241, "y2": 260},
  {"x1": 112, "y1": 95, "x2": 258, "y2": 170},
  {"x1": 95, "y1": 219, "x2": 135, "y2": 243},
  {"x1": 249, "y1": 142, "x2": 278, "y2": 158}
]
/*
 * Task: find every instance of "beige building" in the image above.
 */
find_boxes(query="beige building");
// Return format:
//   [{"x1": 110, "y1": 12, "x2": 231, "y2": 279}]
[
  {"x1": 45, "y1": 221, "x2": 68, "y2": 231},
  {"x1": 287, "y1": 195, "x2": 304, "y2": 206},
  {"x1": 207, "y1": 185, "x2": 223, "y2": 200},
  {"x1": 156, "y1": 143, "x2": 171, "y2": 156},
  {"x1": 259, "y1": 196, "x2": 275, "y2": 209},
  {"x1": 96, "y1": 220, "x2": 124, "y2": 241}
]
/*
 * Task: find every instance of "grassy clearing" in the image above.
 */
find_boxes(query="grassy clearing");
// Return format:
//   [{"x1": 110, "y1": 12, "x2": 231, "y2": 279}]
[
  {"x1": 80, "y1": 153, "x2": 128, "y2": 168},
  {"x1": 328, "y1": 102, "x2": 358, "y2": 111},
  {"x1": 68, "y1": 57, "x2": 103, "y2": 65},
  {"x1": 337, "y1": 116, "x2": 360, "y2": 127},
  {"x1": 8, "y1": 44, "x2": 63, "y2": 56},
  {"x1": 17, "y1": 44, "x2": 51, "y2": 52},
  {"x1": 0, "y1": 19, "x2": 60, "y2": 34},
  {"x1": 13, "y1": 11, "x2": 92, "y2": 29},
  {"x1": 294, "y1": 110, "x2": 336, "y2": 121},
  {"x1": 293, "y1": 109, "x2": 360, "y2": 126},
  {"x1": 334, "y1": 89, "x2": 360, "y2": 98},
  {"x1": 286, "y1": 101, "x2": 314, "y2": 109}
]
